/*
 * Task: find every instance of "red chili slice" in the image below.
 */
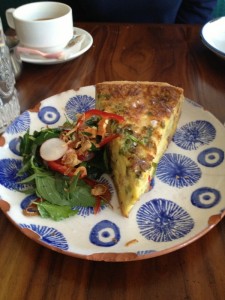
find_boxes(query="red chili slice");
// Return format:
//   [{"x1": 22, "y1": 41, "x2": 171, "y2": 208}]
[
  {"x1": 83, "y1": 109, "x2": 124, "y2": 123},
  {"x1": 46, "y1": 160, "x2": 75, "y2": 176},
  {"x1": 77, "y1": 109, "x2": 124, "y2": 129}
]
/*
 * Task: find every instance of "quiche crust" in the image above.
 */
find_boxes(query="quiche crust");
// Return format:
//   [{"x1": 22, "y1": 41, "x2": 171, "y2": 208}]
[{"x1": 96, "y1": 81, "x2": 184, "y2": 217}]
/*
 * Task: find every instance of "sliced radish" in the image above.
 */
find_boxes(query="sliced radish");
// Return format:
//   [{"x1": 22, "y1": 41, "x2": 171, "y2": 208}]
[{"x1": 40, "y1": 138, "x2": 68, "y2": 161}]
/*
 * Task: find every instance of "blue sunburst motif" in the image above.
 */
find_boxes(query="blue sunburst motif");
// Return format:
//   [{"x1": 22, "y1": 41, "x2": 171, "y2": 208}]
[
  {"x1": 38, "y1": 106, "x2": 60, "y2": 124},
  {"x1": 0, "y1": 158, "x2": 28, "y2": 191},
  {"x1": 73, "y1": 175, "x2": 114, "y2": 217},
  {"x1": 20, "y1": 194, "x2": 38, "y2": 209},
  {"x1": 73, "y1": 206, "x2": 96, "y2": 217},
  {"x1": 5, "y1": 111, "x2": 30, "y2": 134},
  {"x1": 137, "y1": 199, "x2": 194, "y2": 242},
  {"x1": 197, "y1": 147, "x2": 224, "y2": 167},
  {"x1": 89, "y1": 220, "x2": 121, "y2": 247},
  {"x1": 65, "y1": 95, "x2": 95, "y2": 121},
  {"x1": 19, "y1": 224, "x2": 68, "y2": 250},
  {"x1": 137, "y1": 250, "x2": 156, "y2": 256},
  {"x1": 191, "y1": 187, "x2": 221, "y2": 208},
  {"x1": 173, "y1": 120, "x2": 216, "y2": 150},
  {"x1": 156, "y1": 153, "x2": 201, "y2": 188},
  {"x1": 9, "y1": 137, "x2": 21, "y2": 156}
]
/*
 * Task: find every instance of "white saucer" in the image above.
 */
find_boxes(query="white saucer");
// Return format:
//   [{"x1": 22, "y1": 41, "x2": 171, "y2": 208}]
[
  {"x1": 201, "y1": 17, "x2": 225, "y2": 60},
  {"x1": 19, "y1": 27, "x2": 93, "y2": 65}
]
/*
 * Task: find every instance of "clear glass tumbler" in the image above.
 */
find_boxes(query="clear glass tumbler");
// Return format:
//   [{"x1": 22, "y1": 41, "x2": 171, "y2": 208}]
[{"x1": 0, "y1": 17, "x2": 20, "y2": 134}]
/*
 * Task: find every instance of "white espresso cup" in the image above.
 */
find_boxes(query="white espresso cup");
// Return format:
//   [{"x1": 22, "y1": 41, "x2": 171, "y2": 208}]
[{"x1": 6, "y1": 2, "x2": 74, "y2": 53}]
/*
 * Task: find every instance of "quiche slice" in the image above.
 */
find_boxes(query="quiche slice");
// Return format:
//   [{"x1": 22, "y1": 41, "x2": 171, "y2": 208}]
[{"x1": 95, "y1": 81, "x2": 184, "y2": 217}]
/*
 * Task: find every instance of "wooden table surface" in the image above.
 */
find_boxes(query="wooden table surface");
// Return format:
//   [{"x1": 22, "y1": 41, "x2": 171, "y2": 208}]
[{"x1": 1, "y1": 23, "x2": 225, "y2": 300}]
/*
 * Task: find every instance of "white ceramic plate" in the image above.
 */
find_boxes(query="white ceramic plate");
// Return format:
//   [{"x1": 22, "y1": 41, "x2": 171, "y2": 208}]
[
  {"x1": 0, "y1": 86, "x2": 225, "y2": 262},
  {"x1": 201, "y1": 17, "x2": 225, "y2": 59},
  {"x1": 18, "y1": 27, "x2": 93, "y2": 65}
]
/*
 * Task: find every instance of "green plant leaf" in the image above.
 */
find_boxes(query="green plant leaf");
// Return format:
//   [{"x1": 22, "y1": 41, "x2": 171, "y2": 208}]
[
  {"x1": 35, "y1": 175, "x2": 71, "y2": 206},
  {"x1": 36, "y1": 201, "x2": 78, "y2": 221}
]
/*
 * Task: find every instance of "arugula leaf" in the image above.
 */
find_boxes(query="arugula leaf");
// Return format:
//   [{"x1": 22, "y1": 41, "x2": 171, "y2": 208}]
[
  {"x1": 36, "y1": 201, "x2": 78, "y2": 221},
  {"x1": 19, "y1": 173, "x2": 37, "y2": 183},
  {"x1": 66, "y1": 180, "x2": 96, "y2": 206},
  {"x1": 34, "y1": 128, "x2": 61, "y2": 146},
  {"x1": 34, "y1": 170, "x2": 96, "y2": 207},
  {"x1": 35, "y1": 175, "x2": 72, "y2": 206},
  {"x1": 19, "y1": 131, "x2": 34, "y2": 157}
]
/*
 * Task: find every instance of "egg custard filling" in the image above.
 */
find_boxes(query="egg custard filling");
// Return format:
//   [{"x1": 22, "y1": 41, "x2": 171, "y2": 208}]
[{"x1": 96, "y1": 81, "x2": 184, "y2": 217}]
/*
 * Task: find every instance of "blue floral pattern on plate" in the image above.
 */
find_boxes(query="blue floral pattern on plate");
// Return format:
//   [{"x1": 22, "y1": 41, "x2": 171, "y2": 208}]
[
  {"x1": 65, "y1": 95, "x2": 95, "y2": 121},
  {"x1": 0, "y1": 158, "x2": 28, "y2": 191},
  {"x1": 156, "y1": 153, "x2": 201, "y2": 188},
  {"x1": 5, "y1": 111, "x2": 30, "y2": 134},
  {"x1": 38, "y1": 106, "x2": 60, "y2": 124},
  {"x1": 197, "y1": 147, "x2": 224, "y2": 167},
  {"x1": 9, "y1": 137, "x2": 21, "y2": 156},
  {"x1": 191, "y1": 187, "x2": 221, "y2": 208},
  {"x1": 20, "y1": 194, "x2": 38, "y2": 210},
  {"x1": 137, "y1": 199, "x2": 194, "y2": 242},
  {"x1": 0, "y1": 88, "x2": 225, "y2": 262},
  {"x1": 173, "y1": 120, "x2": 216, "y2": 150},
  {"x1": 20, "y1": 224, "x2": 68, "y2": 250},
  {"x1": 137, "y1": 250, "x2": 156, "y2": 256},
  {"x1": 89, "y1": 220, "x2": 121, "y2": 247}
]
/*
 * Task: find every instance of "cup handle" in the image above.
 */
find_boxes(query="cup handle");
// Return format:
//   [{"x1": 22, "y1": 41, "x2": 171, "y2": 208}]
[{"x1": 5, "y1": 8, "x2": 16, "y2": 29}]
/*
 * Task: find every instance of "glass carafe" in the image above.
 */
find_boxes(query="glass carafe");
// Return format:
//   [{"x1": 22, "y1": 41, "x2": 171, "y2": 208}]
[{"x1": 0, "y1": 17, "x2": 20, "y2": 134}]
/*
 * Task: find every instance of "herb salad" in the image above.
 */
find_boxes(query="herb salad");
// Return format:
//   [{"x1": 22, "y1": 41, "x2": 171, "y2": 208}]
[{"x1": 18, "y1": 109, "x2": 124, "y2": 221}]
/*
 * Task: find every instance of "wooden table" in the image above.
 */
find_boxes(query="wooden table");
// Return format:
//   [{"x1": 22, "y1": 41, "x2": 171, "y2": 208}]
[{"x1": 1, "y1": 23, "x2": 225, "y2": 300}]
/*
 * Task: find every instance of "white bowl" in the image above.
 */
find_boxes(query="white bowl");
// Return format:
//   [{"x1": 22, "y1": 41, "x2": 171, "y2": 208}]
[{"x1": 201, "y1": 17, "x2": 225, "y2": 59}]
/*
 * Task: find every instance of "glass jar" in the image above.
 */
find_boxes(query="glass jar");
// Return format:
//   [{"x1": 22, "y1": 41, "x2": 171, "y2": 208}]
[{"x1": 0, "y1": 17, "x2": 20, "y2": 134}]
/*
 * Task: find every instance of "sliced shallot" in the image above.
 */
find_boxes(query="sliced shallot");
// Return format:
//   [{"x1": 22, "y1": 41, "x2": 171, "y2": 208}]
[{"x1": 40, "y1": 138, "x2": 68, "y2": 161}]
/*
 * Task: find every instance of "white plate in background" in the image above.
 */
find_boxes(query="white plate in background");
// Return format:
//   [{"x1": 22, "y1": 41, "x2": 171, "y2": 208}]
[{"x1": 201, "y1": 17, "x2": 225, "y2": 59}]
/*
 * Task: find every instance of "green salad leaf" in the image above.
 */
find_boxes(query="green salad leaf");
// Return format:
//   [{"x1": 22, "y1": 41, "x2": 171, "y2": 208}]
[
  {"x1": 18, "y1": 127, "x2": 110, "y2": 221},
  {"x1": 36, "y1": 201, "x2": 78, "y2": 221}
]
